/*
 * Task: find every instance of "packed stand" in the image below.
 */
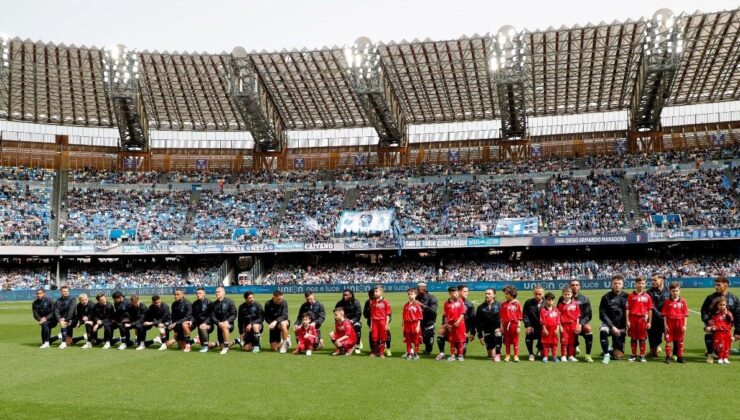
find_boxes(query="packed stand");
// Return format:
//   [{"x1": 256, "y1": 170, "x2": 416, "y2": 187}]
[
  {"x1": 0, "y1": 184, "x2": 51, "y2": 243},
  {"x1": 70, "y1": 169, "x2": 161, "y2": 184},
  {"x1": 0, "y1": 266, "x2": 53, "y2": 290},
  {"x1": 62, "y1": 188, "x2": 189, "y2": 242},
  {"x1": 262, "y1": 260, "x2": 437, "y2": 285},
  {"x1": 279, "y1": 187, "x2": 346, "y2": 241},
  {"x1": 634, "y1": 169, "x2": 738, "y2": 228},
  {"x1": 168, "y1": 171, "x2": 232, "y2": 184},
  {"x1": 538, "y1": 174, "x2": 626, "y2": 234},
  {"x1": 0, "y1": 166, "x2": 52, "y2": 181},
  {"x1": 64, "y1": 260, "x2": 223, "y2": 289},
  {"x1": 191, "y1": 190, "x2": 285, "y2": 241}
]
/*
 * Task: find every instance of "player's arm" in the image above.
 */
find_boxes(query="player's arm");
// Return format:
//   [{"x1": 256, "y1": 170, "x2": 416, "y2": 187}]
[
  {"x1": 315, "y1": 303, "x2": 326, "y2": 326},
  {"x1": 581, "y1": 298, "x2": 592, "y2": 324},
  {"x1": 475, "y1": 306, "x2": 485, "y2": 339},
  {"x1": 599, "y1": 295, "x2": 614, "y2": 328},
  {"x1": 275, "y1": 301, "x2": 288, "y2": 323},
  {"x1": 183, "y1": 301, "x2": 193, "y2": 323},
  {"x1": 53, "y1": 301, "x2": 63, "y2": 322},
  {"x1": 646, "y1": 297, "x2": 653, "y2": 327},
  {"x1": 539, "y1": 310, "x2": 548, "y2": 336},
  {"x1": 700, "y1": 295, "x2": 714, "y2": 324},
  {"x1": 32, "y1": 302, "x2": 41, "y2": 321},
  {"x1": 226, "y1": 301, "x2": 237, "y2": 323},
  {"x1": 256, "y1": 303, "x2": 265, "y2": 325},
  {"x1": 522, "y1": 301, "x2": 533, "y2": 329}
]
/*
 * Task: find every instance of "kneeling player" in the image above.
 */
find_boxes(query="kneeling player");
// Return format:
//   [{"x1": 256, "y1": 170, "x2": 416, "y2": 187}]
[
  {"x1": 265, "y1": 290, "x2": 290, "y2": 353},
  {"x1": 330, "y1": 308, "x2": 356, "y2": 356},
  {"x1": 166, "y1": 289, "x2": 193, "y2": 352},
  {"x1": 142, "y1": 295, "x2": 171, "y2": 351},
  {"x1": 293, "y1": 313, "x2": 318, "y2": 356},
  {"x1": 662, "y1": 282, "x2": 688, "y2": 364},
  {"x1": 402, "y1": 288, "x2": 423, "y2": 359},
  {"x1": 540, "y1": 293, "x2": 560, "y2": 362},
  {"x1": 237, "y1": 291, "x2": 264, "y2": 353},
  {"x1": 476, "y1": 288, "x2": 502, "y2": 361},
  {"x1": 32, "y1": 289, "x2": 58, "y2": 349},
  {"x1": 210, "y1": 287, "x2": 237, "y2": 355}
]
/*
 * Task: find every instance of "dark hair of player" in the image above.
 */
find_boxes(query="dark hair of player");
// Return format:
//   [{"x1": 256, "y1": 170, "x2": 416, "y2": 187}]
[
  {"x1": 635, "y1": 276, "x2": 646, "y2": 283},
  {"x1": 407, "y1": 287, "x2": 417, "y2": 293},
  {"x1": 545, "y1": 292, "x2": 556, "y2": 301},
  {"x1": 304, "y1": 290, "x2": 314, "y2": 298},
  {"x1": 112, "y1": 291, "x2": 123, "y2": 299},
  {"x1": 447, "y1": 286, "x2": 457, "y2": 293},
  {"x1": 96, "y1": 292, "x2": 105, "y2": 300},
  {"x1": 457, "y1": 284, "x2": 468, "y2": 291},
  {"x1": 273, "y1": 290, "x2": 284, "y2": 297},
  {"x1": 301, "y1": 312, "x2": 312, "y2": 320},
  {"x1": 502, "y1": 285, "x2": 517, "y2": 298},
  {"x1": 152, "y1": 295, "x2": 161, "y2": 302},
  {"x1": 60, "y1": 285, "x2": 69, "y2": 291},
  {"x1": 715, "y1": 276, "x2": 729, "y2": 285},
  {"x1": 711, "y1": 296, "x2": 727, "y2": 312},
  {"x1": 243, "y1": 291, "x2": 254, "y2": 299},
  {"x1": 612, "y1": 274, "x2": 624, "y2": 282},
  {"x1": 669, "y1": 282, "x2": 681, "y2": 290},
  {"x1": 196, "y1": 287, "x2": 205, "y2": 292}
]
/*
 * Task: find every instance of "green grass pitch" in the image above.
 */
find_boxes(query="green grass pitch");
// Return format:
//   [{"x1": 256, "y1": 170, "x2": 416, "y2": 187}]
[{"x1": 1, "y1": 288, "x2": 738, "y2": 419}]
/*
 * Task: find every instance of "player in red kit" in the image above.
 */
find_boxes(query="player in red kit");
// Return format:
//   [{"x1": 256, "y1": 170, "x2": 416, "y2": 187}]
[
  {"x1": 443, "y1": 286, "x2": 467, "y2": 361},
  {"x1": 293, "y1": 313, "x2": 319, "y2": 356},
  {"x1": 501, "y1": 285, "x2": 523, "y2": 362},
  {"x1": 402, "y1": 288, "x2": 423, "y2": 360},
  {"x1": 662, "y1": 282, "x2": 688, "y2": 364},
  {"x1": 539, "y1": 293, "x2": 560, "y2": 363},
  {"x1": 706, "y1": 296, "x2": 734, "y2": 364},
  {"x1": 329, "y1": 308, "x2": 356, "y2": 356},
  {"x1": 369, "y1": 285, "x2": 391, "y2": 358},
  {"x1": 558, "y1": 286, "x2": 582, "y2": 362},
  {"x1": 626, "y1": 276, "x2": 654, "y2": 362}
]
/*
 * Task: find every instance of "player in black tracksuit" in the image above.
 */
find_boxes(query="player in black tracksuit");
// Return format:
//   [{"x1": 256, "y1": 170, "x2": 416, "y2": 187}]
[
  {"x1": 53, "y1": 286, "x2": 77, "y2": 346},
  {"x1": 32, "y1": 289, "x2": 58, "y2": 347},
  {"x1": 700, "y1": 277, "x2": 740, "y2": 355},
  {"x1": 264, "y1": 291, "x2": 290, "y2": 351},
  {"x1": 143, "y1": 295, "x2": 172, "y2": 347},
  {"x1": 295, "y1": 291, "x2": 326, "y2": 349},
  {"x1": 210, "y1": 289, "x2": 237, "y2": 352},
  {"x1": 415, "y1": 283, "x2": 438, "y2": 354},
  {"x1": 169, "y1": 290, "x2": 193, "y2": 350},
  {"x1": 237, "y1": 291, "x2": 264, "y2": 351},
  {"x1": 599, "y1": 276, "x2": 629, "y2": 361},
  {"x1": 72, "y1": 294, "x2": 95, "y2": 346},
  {"x1": 126, "y1": 295, "x2": 148, "y2": 349},
  {"x1": 647, "y1": 274, "x2": 671, "y2": 356},
  {"x1": 192, "y1": 288, "x2": 212, "y2": 349},
  {"x1": 523, "y1": 288, "x2": 545, "y2": 360},
  {"x1": 112, "y1": 291, "x2": 132, "y2": 348},
  {"x1": 91, "y1": 293, "x2": 115, "y2": 347},
  {"x1": 476, "y1": 288, "x2": 502, "y2": 358}
]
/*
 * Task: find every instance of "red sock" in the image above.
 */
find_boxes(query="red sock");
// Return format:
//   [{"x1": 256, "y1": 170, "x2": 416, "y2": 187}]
[
  {"x1": 665, "y1": 342, "x2": 672, "y2": 358},
  {"x1": 676, "y1": 341, "x2": 684, "y2": 358},
  {"x1": 631, "y1": 341, "x2": 637, "y2": 356},
  {"x1": 639, "y1": 341, "x2": 646, "y2": 356}
]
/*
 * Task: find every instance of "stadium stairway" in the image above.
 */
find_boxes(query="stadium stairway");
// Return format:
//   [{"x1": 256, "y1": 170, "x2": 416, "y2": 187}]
[
  {"x1": 51, "y1": 168, "x2": 70, "y2": 241},
  {"x1": 620, "y1": 177, "x2": 641, "y2": 229},
  {"x1": 277, "y1": 190, "x2": 292, "y2": 220},
  {"x1": 181, "y1": 190, "x2": 201, "y2": 240},
  {"x1": 158, "y1": 172, "x2": 169, "y2": 184}
]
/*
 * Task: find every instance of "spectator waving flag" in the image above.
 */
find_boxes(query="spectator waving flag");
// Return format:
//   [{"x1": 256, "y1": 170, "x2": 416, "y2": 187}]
[{"x1": 303, "y1": 215, "x2": 321, "y2": 232}]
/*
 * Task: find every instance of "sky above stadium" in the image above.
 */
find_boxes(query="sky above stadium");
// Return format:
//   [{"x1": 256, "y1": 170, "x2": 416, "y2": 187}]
[{"x1": 0, "y1": 0, "x2": 735, "y2": 53}]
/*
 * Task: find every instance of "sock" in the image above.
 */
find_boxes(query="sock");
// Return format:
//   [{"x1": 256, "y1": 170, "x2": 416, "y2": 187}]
[
  {"x1": 525, "y1": 337, "x2": 534, "y2": 355},
  {"x1": 631, "y1": 340, "x2": 637, "y2": 356},
  {"x1": 506, "y1": 343, "x2": 511, "y2": 356},
  {"x1": 437, "y1": 336, "x2": 446, "y2": 353},
  {"x1": 253, "y1": 333, "x2": 261, "y2": 347},
  {"x1": 600, "y1": 331, "x2": 610, "y2": 355},
  {"x1": 495, "y1": 336, "x2": 503, "y2": 355},
  {"x1": 639, "y1": 340, "x2": 646, "y2": 356},
  {"x1": 385, "y1": 331, "x2": 391, "y2": 348},
  {"x1": 676, "y1": 341, "x2": 684, "y2": 358},
  {"x1": 542, "y1": 346, "x2": 549, "y2": 358},
  {"x1": 704, "y1": 334, "x2": 714, "y2": 353},
  {"x1": 665, "y1": 342, "x2": 672, "y2": 358},
  {"x1": 561, "y1": 342, "x2": 567, "y2": 357},
  {"x1": 405, "y1": 341, "x2": 412, "y2": 354},
  {"x1": 49, "y1": 336, "x2": 59, "y2": 344},
  {"x1": 379, "y1": 342, "x2": 385, "y2": 355},
  {"x1": 462, "y1": 341, "x2": 468, "y2": 356},
  {"x1": 183, "y1": 336, "x2": 190, "y2": 345},
  {"x1": 61, "y1": 327, "x2": 67, "y2": 341},
  {"x1": 585, "y1": 334, "x2": 593, "y2": 354}
]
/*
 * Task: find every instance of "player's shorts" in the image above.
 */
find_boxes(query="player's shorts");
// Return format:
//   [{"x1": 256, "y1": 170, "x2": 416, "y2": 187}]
[
  {"x1": 482, "y1": 333, "x2": 498, "y2": 350},
  {"x1": 540, "y1": 330, "x2": 559, "y2": 346},
  {"x1": 446, "y1": 323, "x2": 467, "y2": 344},
  {"x1": 269, "y1": 326, "x2": 282, "y2": 343},
  {"x1": 664, "y1": 318, "x2": 685, "y2": 343},
  {"x1": 628, "y1": 315, "x2": 648, "y2": 340}
]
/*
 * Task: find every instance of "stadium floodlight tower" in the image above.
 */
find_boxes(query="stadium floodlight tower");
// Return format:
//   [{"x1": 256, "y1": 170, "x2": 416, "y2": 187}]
[
  {"x1": 345, "y1": 37, "x2": 408, "y2": 166},
  {"x1": 103, "y1": 44, "x2": 149, "y2": 152},
  {"x1": 628, "y1": 8, "x2": 683, "y2": 153},
  {"x1": 229, "y1": 47, "x2": 287, "y2": 162},
  {"x1": 489, "y1": 26, "x2": 529, "y2": 160},
  {"x1": 0, "y1": 34, "x2": 11, "y2": 119}
]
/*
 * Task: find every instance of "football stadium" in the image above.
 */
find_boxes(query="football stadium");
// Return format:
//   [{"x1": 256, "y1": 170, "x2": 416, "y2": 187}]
[{"x1": 0, "y1": 1, "x2": 739, "y2": 418}]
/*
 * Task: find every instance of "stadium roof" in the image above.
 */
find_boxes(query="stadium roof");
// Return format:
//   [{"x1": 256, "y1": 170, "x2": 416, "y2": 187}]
[{"x1": 0, "y1": 8, "x2": 737, "y2": 134}]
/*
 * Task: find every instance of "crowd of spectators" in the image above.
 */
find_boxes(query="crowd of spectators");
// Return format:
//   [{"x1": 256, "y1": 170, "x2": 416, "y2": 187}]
[
  {"x1": 64, "y1": 260, "x2": 223, "y2": 289},
  {"x1": 278, "y1": 187, "x2": 346, "y2": 241},
  {"x1": 263, "y1": 254, "x2": 739, "y2": 285},
  {"x1": 0, "y1": 184, "x2": 51, "y2": 243},
  {"x1": 70, "y1": 169, "x2": 161, "y2": 184},
  {"x1": 352, "y1": 183, "x2": 445, "y2": 237},
  {"x1": 0, "y1": 166, "x2": 52, "y2": 181},
  {"x1": 62, "y1": 188, "x2": 189, "y2": 242},
  {"x1": 0, "y1": 266, "x2": 53, "y2": 290},
  {"x1": 634, "y1": 169, "x2": 737, "y2": 228},
  {"x1": 191, "y1": 190, "x2": 285, "y2": 240}
]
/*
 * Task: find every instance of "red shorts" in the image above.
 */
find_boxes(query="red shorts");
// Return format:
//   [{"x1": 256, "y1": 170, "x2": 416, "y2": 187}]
[
  {"x1": 503, "y1": 320, "x2": 520, "y2": 344},
  {"x1": 664, "y1": 318, "x2": 685, "y2": 343},
  {"x1": 541, "y1": 329, "x2": 558, "y2": 346},
  {"x1": 371, "y1": 320, "x2": 388, "y2": 343},
  {"x1": 447, "y1": 323, "x2": 466, "y2": 344},
  {"x1": 403, "y1": 322, "x2": 419, "y2": 335},
  {"x1": 713, "y1": 331, "x2": 732, "y2": 358},
  {"x1": 628, "y1": 315, "x2": 648, "y2": 340},
  {"x1": 329, "y1": 332, "x2": 356, "y2": 351}
]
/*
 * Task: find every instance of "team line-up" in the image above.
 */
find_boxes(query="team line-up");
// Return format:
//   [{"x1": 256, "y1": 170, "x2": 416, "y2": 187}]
[{"x1": 31, "y1": 275, "x2": 740, "y2": 364}]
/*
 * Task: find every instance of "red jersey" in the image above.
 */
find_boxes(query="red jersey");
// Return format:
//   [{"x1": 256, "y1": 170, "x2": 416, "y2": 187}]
[
  {"x1": 557, "y1": 300, "x2": 582, "y2": 324},
  {"x1": 711, "y1": 312, "x2": 734, "y2": 332},
  {"x1": 627, "y1": 291, "x2": 653, "y2": 317},
  {"x1": 403, "y1": 301, "x2": 423, "y2": 323},
  {"x1": 662, "y1": 297, "x2": 688, "y2": 320},
  {"x1": 370, "y1": 298, "x2": 392, "y2": 321},
  {"x1": 540, "y1": 307, "x2": 560, "y2": 330},
  {"x1": 296, "y1": 324, "x2": 318, "y2": 340},
  {"x1": 443, "y1": 299, "x2": 466, "y2": 325},
  {"x1": 334, "y1": 319, "x2": 356, "y2": 342},
  {"x1": 501, "y1": 300, "x2": 523, "y2": 323}
]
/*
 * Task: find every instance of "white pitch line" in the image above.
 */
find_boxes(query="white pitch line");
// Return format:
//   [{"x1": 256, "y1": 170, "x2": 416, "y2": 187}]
[{"x1": 688, "y1": 308, "x2": 701, "y2": 315}]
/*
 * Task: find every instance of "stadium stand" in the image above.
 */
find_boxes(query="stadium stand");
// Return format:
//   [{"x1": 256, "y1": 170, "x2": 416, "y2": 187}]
[{"x1": 0, "y1": 183, "x2": 52, "y2": 243}]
